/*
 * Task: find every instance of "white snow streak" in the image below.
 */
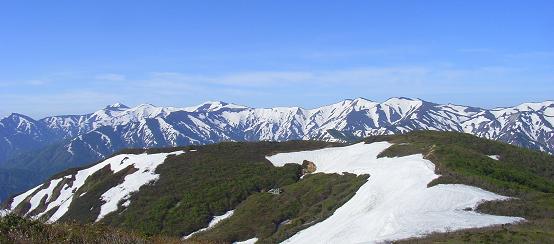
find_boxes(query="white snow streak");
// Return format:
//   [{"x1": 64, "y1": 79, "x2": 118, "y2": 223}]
[
  {"x1": 10, "y1": 185, "x2": 42, "y2": 210},
  {"x1": 7, "y1": 150, "x2": 184, "y2": 222},
  {"x1": 96, "y1": 151, "x2": 185, "y2": 221},
  {"x1": 233, "y1": 238, "x2": 259, "y2": 244},
  {"x1": 27, "y1": 178, "x2": 63, "y2": 217},
  {"x1": 487, "y1": 155, "x2": 500, "y2": 160},
  {"x1": 183, "y1": 209, "x2": 235, "y2": 239}
]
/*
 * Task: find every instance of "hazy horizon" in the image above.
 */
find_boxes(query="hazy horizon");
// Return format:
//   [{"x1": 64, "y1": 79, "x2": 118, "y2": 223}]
[{"x1": 3, "y1": 96, "x2": 554, "y2": 120}]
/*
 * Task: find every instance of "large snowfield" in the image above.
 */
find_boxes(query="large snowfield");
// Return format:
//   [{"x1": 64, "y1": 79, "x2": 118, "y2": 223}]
[{"x1": 266, "y1": 142, "x2": 523, "y2": 243}]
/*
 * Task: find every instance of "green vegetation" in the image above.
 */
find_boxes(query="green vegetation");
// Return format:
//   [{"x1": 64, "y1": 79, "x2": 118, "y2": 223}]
[
  {"x1": 397, "y1": 219, "x2": 554, "y2": 244},
  {"x1": 0, "y1": 214, "x2": 180, "y2": 244},
  {"x1": 192, "y1": 172, "x2": 368, "y2": 243},
  {"x1": 369, "y1": 131, "x2": 554, "y2": 243},
  {"x1": 75, "y1": 140, "x2": 340, "y2": 238}
]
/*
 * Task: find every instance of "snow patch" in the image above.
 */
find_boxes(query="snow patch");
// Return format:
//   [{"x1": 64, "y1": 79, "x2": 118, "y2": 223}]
[
  {"x1": 233, "y1": 238, "x2": 258, "y2": 244},
  {"x1": 487, "y1": 155, "x2": 500, "y2": 160},
  {"x1": 27, "y1": 178, "x2": 63, "y2": 217},
  {"x1": 66, "y1": 143, "x2": 75, "y2": 155},
  {"x1": 96, "y1": 151, "x2": 186, "y2": 221},
  {"x1": 266, "y1": 142, "x2": 523, "y2": 243},
  {"x1": 183, "y1": 209, "x2": 235, "y2": 239},
  {"x1": 10, "y1": 185, "x2": 42, "y2": 210}
]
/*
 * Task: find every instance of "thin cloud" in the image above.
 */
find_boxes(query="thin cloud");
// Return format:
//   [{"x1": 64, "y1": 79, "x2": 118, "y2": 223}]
[
  {"x1": 0, "y1": 91, "x2": 120, "y2": 118},
  {"x1": 2, "y1": 64, "x2": 552, "y2": 118},
  {"x1": 95, "y1": 73, "x2": 126, "y2": 81},
  {"x1": 0, "y1": 80, "x2": 48, "y2": 86},
  {"x1": 458, "y1": 48, "x2": 494, "y2": 53},
  {"x1": 140, "y1": 67, "x2": 430, "y2": 88},
  {"x1": 137, "y1": 65, "x2": 519, "y2": 90},
  {"x1": 505, "y1": 51, "x2": 554, "y2": 59}
]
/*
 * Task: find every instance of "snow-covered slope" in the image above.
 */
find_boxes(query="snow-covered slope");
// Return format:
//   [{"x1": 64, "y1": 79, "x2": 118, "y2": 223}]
[
  {"x1": 266, "y1": 142, "x2": 523, "y2": 243},
  {"x1": 6, "y1": 150, "x2": 184, "y2": 222}
]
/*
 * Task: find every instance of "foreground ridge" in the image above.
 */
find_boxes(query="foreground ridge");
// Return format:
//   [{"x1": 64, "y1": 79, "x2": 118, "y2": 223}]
[{"x1": 3, "y1": 132, "x2": 554, "y2": 243}]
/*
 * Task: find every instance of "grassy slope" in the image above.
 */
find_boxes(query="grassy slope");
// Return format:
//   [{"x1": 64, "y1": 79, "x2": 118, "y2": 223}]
[
  {"x1": 366, "y1": 131, "x2": 554, "y2": 243},
  {"x1": 0, "y1": 214, "x2": 181, "y2": 244}
]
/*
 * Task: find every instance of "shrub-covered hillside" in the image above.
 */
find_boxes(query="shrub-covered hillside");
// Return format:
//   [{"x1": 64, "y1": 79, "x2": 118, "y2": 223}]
[
  {"x1": 0, "y1": 214, "x2": 180, "y2": 244},
  {"x1": 190, "y1": 172, "x2": 368, "y2": 243},
  {"x1": 3, "y1": 140, "x2": 369, "y2": 242},
  {"x1": 98, "y1": 140, "x2": 358, "y2": 238}
]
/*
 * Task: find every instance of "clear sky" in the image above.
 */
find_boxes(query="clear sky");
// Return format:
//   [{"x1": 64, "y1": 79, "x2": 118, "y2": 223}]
[{"x1": 1, "y1": 0, "x2": 553, "y2": 118}]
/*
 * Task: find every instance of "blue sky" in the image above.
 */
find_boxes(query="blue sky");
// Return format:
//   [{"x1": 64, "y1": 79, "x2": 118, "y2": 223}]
[{"x1": 1, "y1": 0, "x2": 553, "y2": 118}]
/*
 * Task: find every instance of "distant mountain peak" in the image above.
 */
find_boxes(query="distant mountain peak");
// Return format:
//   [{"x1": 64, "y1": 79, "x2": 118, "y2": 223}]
[
  {"x1": 5, "y1": 113, "x2": 36, "y2": 122},
  {"x1": 352, "y1": 97, "x2": 373, "y2": 102},
  {"x1": 384, "y1": 96, "x2": 421, "y2": 102},
  {"x1": 350, "y1": 97, "x2": 378, "y2": 111},
  {"x1": 517, "y1": 101, "x2": 554, "y2": 110},
  {"x1": 189, "y1": 100, "x2": 248, "y2": 112},
  {"x1": 205, "y1": 100, "x2": 228, "y2": 105},
  {"x1": 351, "y1": 97, "x2": 376, "y2": 104},
  {"x1": 105, "y1": 103, "x2": 129, "y2": 110}
]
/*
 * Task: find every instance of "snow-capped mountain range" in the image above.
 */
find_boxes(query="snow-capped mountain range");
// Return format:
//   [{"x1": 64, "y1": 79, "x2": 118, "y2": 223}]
[{"x1": 0, "y1": 97, "x2": 553, "y2": 189}]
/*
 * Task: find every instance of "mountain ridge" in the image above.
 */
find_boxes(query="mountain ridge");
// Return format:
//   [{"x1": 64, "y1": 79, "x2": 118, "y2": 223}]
[{"x1": 2, "y1": 97, "x2": 553, "y2": 160}]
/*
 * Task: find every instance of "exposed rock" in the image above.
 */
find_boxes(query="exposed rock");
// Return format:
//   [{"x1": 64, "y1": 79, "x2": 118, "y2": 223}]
[
  {"x1": 268, "y1": 188, "x2": 282, "y2": 195},
  {"x1": 302, "y1": 160, "x2": 317, "y2": 174}
]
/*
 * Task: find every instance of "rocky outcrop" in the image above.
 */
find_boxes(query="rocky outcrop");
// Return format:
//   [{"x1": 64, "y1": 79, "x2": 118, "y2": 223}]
[{"x1": 302, "y1": 160, "x2": 317, "y2": 174}]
